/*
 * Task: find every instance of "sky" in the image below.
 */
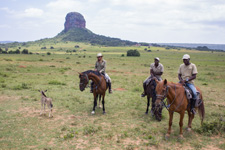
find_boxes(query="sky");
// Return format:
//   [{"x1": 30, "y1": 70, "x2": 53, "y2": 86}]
[{"x1": 0, "y1": 0, "x2": 225, "y2": 44}]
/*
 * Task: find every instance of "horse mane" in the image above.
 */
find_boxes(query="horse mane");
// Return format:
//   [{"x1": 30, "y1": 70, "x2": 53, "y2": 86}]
[{"x1": 82, "y1": 70, "x2": 102, "y2": 76}]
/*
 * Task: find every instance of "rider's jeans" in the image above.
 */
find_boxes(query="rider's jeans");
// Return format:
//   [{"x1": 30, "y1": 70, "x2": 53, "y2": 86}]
[{"x1": 186, "y1": 83, "x2": 197, "y2": 99}]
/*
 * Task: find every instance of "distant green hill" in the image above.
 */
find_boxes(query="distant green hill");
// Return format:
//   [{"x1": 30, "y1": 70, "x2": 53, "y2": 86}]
[{"x1": 54, "y1": 28, "x2": 137, "y2": 46}]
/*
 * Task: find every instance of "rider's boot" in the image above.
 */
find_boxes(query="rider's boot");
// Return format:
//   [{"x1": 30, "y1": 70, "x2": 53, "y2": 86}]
[
  {"x1": 191, "y1": 99, "x2": 196, "y2": 115},
  {"x1": 90, "y1": 82, "x2": 94, "y2": 93},
  {"x1": 108, "y1": 82, "x2": 112, "y2": 94},
  {"x1": 141, "y1": 83, "x2": 146, "y2": 97}
]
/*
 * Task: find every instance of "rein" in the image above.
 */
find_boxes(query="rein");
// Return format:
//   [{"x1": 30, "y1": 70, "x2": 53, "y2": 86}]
[
  {"x1": 80, "y1": 73, "x2": 102, "y2": 90},
  {"x1": 157, "y1": 84, "x2": 186, "y2": 113}
]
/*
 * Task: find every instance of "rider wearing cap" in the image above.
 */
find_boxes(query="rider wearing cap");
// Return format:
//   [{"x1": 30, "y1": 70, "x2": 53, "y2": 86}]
[
  {"x1": 178, "y1": 54, "x2": 198, "y2": 114},
  {"x1": 141, "y1": 57, "x2": 164, "y2": 97},
  {"x1": 90, "y1": 53, "x2": 112, "y2": 93}
]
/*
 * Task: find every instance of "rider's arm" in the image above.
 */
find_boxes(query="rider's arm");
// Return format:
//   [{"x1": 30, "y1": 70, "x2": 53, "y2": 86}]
[
  {"x1": 178, "y1": 73, "x2": 183, "y2": 81},
  {"x1": 150, "y1": 69, "x2": 155, "y2": 76},
  {"x1": 99, "y1": 61, "x2": 106, "y2": 73},
  {"x1": 185, "y1": 74, "x2": 197, "y2": 83}
]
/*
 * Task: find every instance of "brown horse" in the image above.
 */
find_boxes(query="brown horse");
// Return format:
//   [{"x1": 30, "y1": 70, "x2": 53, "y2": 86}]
[
  {"x1": 79, "y1": 70, "x2": 107, "y2": 114},
  {"x1": 154, "y1": 79, "x2": 205, "y2": 139},
  {"x1": 144, "y1": 79, "x2": 162, "y2": 121}
]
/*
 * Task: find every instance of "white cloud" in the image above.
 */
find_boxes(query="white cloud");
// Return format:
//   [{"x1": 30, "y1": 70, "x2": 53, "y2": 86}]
[
  {"x1": 46, "y1": 0, "x2": 83, "y2": 10},
  {"x1": 23, "y1": 8, "x2": 44, "y2": 17}
]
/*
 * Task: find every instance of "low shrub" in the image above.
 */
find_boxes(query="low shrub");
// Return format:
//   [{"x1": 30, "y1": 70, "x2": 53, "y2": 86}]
[
  {"x1": 196, "y1": 119, "x2": 225, "y2": 135},
  {"x1": 127, "y1": 49, "x2": 140, "y2": 57}
]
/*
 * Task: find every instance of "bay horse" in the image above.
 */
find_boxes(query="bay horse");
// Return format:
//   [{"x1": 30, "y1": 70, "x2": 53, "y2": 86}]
[
  {"x1": 154, "y1": 79, "x2": 205, "y2": 139},
  {"x1": 79, "y1": 70, "x2": 107, "y2": 114},
  {"x1": 144, "y1": 79, "x2": 162, "y2": 121}
]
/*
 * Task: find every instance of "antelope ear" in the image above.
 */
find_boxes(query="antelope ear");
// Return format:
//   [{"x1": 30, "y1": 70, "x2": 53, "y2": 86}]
[
  {"x1": 164, "y1": 79, "x2": 167, "y2": 85},
  {"x1": 45, "y1": 90, "x2": 47, "y2": 92}
]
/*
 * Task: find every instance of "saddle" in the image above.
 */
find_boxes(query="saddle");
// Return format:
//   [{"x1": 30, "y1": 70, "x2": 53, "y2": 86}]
[{"x1": 184, "y1": 86, "x2": 202, "y2": 107}]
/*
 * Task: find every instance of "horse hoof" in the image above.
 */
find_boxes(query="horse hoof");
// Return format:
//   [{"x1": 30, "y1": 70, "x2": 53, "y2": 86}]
[
  {"x1": 145, "y1": 112, "x2": 148, "y2": 115},
  {"x1": 165, "y1": 134, "x2": 170, "y2": 140},
  {"x1": 91, "y1": 111, "x2": 95, "y2": 115},
  {"x1": 103, "y1": 111, "x2": 106, "y2": 115},
  {"x1": 187, "y1": 128, "x2": 192, "y2": 132}
]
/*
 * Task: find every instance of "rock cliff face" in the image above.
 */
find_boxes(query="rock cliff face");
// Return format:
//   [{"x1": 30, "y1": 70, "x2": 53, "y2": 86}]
[{"x1": 64, "y1": 12, "x2": 86, "y2": 32}]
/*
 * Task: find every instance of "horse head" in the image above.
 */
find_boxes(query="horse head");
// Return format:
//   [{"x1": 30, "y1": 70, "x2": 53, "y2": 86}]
[
  {"x1": 79, "y1": 72, "x2": 89, "y2": 91},
  {"x1": 155, "y1": 79, "x2": 168, "y2": 109}
]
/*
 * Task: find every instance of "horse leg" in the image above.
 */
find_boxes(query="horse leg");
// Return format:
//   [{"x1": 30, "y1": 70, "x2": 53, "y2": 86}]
[
  {"x1": 166, "y1": 111, "x2": 174, "y2": 139},
  {"x1": 92, "y1": 94, "x2": 98, "y2": 115},
  {"x1": 102, "y1": 94, "x2": 106, "y2": 114},
  {"x1": 179, "y1": 111, "x2": 185, "y2": 139},
  {"x1": 99, "y1": 95, "x2": 102, "y2": 108},
  {"x1": 145, "y1": 96, "x2": 150, "y2": 114},
  {"x1": 187, "y1": 110, "x2": 195, "y2": 131}
]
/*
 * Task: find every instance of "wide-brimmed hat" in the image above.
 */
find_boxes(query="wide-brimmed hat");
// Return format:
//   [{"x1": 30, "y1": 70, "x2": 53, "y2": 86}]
[
  {"x1": 154, "y1": 57, "x2": 160, "y2": 61},
  {"x1": 97, "y1": 53, "x2": 103, "y2": 57},
  {"x1": 182, "y1": 54, "x2": 190, "y2": 59}
]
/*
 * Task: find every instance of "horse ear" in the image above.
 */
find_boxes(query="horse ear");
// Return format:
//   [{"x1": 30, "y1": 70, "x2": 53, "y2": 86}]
[
  {"x1": 38, "y1": 90, "x2": 40, "y2": 92},
  {"x1": 153, "y1": 77, "x2": 159, "y2": 84},
  {"x1": 45, "y1": 90, "x2": 47, "y2": 92},
  {"x1": 164, "y1": 79, "x2": 167, "y2": 85},
  {"x1": 78, "y1": 72, "x2": 81, "y2": 75}
]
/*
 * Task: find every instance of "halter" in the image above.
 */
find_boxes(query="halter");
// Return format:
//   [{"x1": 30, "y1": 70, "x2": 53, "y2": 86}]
[
  {"x1": 156, "y1": 84, "x2": 185, "y2": 113},
  {"x1": 156, "y1": 85, "x2": 176, "y2": 111},
  {"x1": 79, "y1": 73, "x2": 90, "y2": 88},
  {"x1": 80, "y1": 73, "x2": 102, "y2": 90}
]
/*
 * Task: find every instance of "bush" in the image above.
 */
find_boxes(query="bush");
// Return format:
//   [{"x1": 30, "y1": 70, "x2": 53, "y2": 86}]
[
  {"x1": 127, "y1": 49, "x2": 140, "y2": 57},
  {"x1": 47, "y1": 52, "x2": 51, "y2": 55},
  {"x1": 22, "y1": 49, "x2": 29, "y2": 54},
  {"x1": 121, "y1": 54, "x2": 125, "y2": 57}
]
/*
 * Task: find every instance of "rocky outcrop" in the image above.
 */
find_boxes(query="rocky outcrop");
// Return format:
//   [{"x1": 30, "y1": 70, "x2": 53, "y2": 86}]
[{"x1": 64, "y1": 12, "x2": 86, "y2": 32}]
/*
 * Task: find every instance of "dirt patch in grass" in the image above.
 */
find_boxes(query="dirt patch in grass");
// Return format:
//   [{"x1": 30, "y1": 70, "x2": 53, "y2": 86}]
[
  {"x1": 0, "y1": 95, "x2": 21, "y2": 103},
  {"x1": 18, "y1": 65, "x2": 27, "y2": 68},
  {"x1": 114, "y1": 88, "x2": 126, "y2": 91},
  {"x1": 202, "y1": 145, "x2": 221, "y2": 150}
]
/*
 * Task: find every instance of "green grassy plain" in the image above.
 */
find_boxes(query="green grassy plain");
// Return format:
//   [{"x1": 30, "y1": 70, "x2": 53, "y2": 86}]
[{"x1": 0, "y1": 42, "x2": 225, "y2": 149}]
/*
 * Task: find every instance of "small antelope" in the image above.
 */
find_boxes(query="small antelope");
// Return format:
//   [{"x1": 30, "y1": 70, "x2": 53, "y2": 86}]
[{"x1": 39, "y1": 90, "x2": 53, "y2": 117}]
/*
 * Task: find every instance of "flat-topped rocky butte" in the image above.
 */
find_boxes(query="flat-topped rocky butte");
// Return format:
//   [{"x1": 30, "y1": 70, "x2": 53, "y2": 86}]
[{"x1": 64, "y1": 12, "x2": 86, "y2": 32}]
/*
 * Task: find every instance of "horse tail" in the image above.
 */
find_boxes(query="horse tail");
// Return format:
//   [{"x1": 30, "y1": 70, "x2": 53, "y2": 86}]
[{"x1": 198, "y1": 100, "x2": 205, "y2": 125}]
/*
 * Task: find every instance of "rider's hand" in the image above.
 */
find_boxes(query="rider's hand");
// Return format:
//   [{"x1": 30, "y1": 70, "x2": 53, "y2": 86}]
[{"x1": 180, "y1": 80, "x2": 185, "y2": 85}]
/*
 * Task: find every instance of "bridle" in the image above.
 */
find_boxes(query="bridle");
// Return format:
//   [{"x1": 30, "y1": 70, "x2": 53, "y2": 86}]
[
  {"x1": 156, "y1": 84, "x2": 185, "y2": 113},
  {"x1": 79, "y1": 73, "x2": 102, "y2": 90},
  {"x1": 79, "y1": 73, "x2": 89, "y2": 88},
  {"x1": 156, "y1": 85, "x2": 177, "y2": 111}
]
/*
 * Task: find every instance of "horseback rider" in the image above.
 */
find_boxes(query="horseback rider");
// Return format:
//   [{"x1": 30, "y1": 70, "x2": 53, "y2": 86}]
[
  {"x1": 178, "y1": 54, "x2": 198, "y2": 114},
  {"x1": 141, "y1": 57, "x2": 164, "y2": 97},
  {"x1": 90, "y1": 53, "x2": 113, "y2": 93}
]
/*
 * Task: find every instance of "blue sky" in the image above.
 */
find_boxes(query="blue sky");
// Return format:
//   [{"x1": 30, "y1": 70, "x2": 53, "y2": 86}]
[{"x1": 0, "y1": 0, "x2": 225, "y2": 44}]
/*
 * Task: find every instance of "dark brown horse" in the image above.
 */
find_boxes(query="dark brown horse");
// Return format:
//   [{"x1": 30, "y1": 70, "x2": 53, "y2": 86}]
[
  {"x1": 144, "y1": 79, "x2": 162, "y2": 121},
  {"x1": 154, "y1": 79, "x2": 205, "y2": 139},
  {"x1": 79, "y1": 70, "x2": 107, "y2": 114}
]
